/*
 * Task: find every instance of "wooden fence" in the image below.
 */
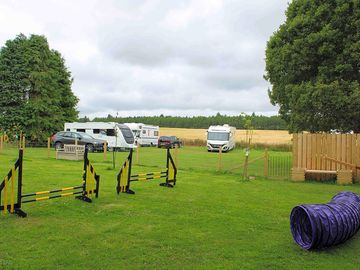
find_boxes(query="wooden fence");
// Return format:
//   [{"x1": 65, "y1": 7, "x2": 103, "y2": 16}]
[{"x1": 292, "y1": 133, "x2": 360, "y2": 182}]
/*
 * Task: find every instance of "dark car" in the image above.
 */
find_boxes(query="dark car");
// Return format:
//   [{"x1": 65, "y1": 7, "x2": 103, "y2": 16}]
[
  {"x1": 52, "y1": 131, "x2": 107, "y2": 152},
  {"x1": 158, "y1": 136, "x2": 182, "y2": 148}
]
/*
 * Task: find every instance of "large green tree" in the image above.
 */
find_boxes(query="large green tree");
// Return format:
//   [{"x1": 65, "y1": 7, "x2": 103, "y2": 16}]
[
  {"x1": 265, "y1": 0, "x2": 360, "y2": 133},
  {"x1": 0, "y1": 34, "x2": 78, "y2": 142}
]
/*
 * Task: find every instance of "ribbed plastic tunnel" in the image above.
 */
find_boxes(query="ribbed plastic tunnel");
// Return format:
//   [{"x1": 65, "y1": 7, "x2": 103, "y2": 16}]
[{"x1": 290, "y1": 192, "x2": 360, "y2": 250}]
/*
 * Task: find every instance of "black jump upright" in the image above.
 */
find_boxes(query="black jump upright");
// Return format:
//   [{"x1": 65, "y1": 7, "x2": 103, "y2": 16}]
[{"x1": 0, "y1": 148, "x2": 100, "y2": 218}]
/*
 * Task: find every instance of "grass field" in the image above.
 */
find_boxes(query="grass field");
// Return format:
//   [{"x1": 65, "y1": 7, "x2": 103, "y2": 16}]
[
  {"x1": 1, "y1": 146, "x2": 360, "y2": 269},
  {"x1": 160, "y1": 128, "x2": 292, "y2": 145}
]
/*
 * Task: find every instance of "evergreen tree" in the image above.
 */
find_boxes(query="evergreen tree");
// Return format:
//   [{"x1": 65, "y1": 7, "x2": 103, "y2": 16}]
[{"x1": 0, "y1": 34, "x2": 78, "y2": 142}]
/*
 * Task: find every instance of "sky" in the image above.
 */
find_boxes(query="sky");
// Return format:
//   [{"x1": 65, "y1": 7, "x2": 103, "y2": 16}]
[{"x1": 0, "y1": 0, "x2": 289, "y2": 118}]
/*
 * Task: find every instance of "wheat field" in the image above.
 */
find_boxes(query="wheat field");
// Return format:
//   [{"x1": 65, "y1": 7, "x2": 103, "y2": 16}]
[{"x1": 160, "y1": 127, "x2": 292, "y2": 145}]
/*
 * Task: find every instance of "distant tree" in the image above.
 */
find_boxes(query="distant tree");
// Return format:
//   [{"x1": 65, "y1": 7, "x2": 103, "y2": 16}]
[
  {"x1": 78, "y1": 116, "x2": 90, "y2": 123},
  {"x1": 265, "y1": 0, "x2": 360, "y2": 132},
  {"x1": 0, "y1": 34, "x2": 78, "y2": 142}
]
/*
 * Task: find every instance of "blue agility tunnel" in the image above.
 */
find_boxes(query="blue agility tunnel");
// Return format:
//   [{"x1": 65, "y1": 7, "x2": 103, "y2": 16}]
[{"x1": 290, "y1": 192, "x2": 360, "y2": 250}]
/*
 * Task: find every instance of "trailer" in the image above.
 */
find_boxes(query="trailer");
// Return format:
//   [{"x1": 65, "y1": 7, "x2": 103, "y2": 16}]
[
  {"x1": 64, "y1": 122, "x2": 135, "y2": 150},
  {"x1": 207, "y1": 124, "x2": 236, "y2": 152},
  {"x1": 124, "y1": 123, "x2": 159, "y2": 146}
]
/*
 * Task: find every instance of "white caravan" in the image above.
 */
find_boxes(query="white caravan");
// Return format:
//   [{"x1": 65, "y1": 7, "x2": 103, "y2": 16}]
[
  {"x1": 207, "y1": 124, "x2": 236, "y2": 152},
  {"x1": 124, "y1": 123, "x2": 159, "y2": 146},
  {"x1": 64, "y1": 122, "x2": 135, "y2": 150}
]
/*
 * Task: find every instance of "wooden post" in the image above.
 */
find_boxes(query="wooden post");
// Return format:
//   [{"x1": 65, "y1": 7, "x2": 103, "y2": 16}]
[
  {"x1": 136, "y1": 144, "x2": 140, "y2": 165},
  {"x1": 47, "y1": 137, "x2": 51, "y2": 158},
  {"x1": 103, "y1": 142, "x2": 107, "y2": 161},
  {"x1": 112, "y1": 149, "x2": 116, "y2": 170},
  {"x1": 22, "y1": 136, "x2": 25, "y2": 149},
  {"x1": 218, "y1": 146, "x2": 222, "y2": 171},
  {"x1": 19, "y1": 132, "x2": 22, "y2": 148},
  {"x1": 243, "y1": 149, "x2": 249, "y2": 180},
  {"x1": 175, "y1": 145, "x2": 179, "y2": 168},
  {"x1": 0, "y1": 135, "x2": 3, "y2": 151},
  {"x1": 264, "y1": 147, "x2": 269, "y2": 178}
]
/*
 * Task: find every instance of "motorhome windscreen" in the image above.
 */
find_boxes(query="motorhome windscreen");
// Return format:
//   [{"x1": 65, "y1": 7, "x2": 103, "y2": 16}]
[
  {"x1": 120, "y1": 127, "x2": 134, "y2": 144},
  {"x1": 207, "y1": 132, "x2": 229, "y2": 141}
]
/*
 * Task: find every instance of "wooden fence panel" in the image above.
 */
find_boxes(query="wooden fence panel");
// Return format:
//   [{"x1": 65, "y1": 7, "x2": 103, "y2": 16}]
[{"x1": 293, "y1": 133, "x2": 360, "y2": 181}]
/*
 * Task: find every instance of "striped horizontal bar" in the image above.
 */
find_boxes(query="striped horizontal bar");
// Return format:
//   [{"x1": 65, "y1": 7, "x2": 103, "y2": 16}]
[
  {"x1": 22, "y1": 191, "x2": 84, "y2": 203},
  {"x1": 130, "y1": 175, "x2": 167, "y2": 182},
  {"x1": 131, "y1": 171, "x2": 167, "y2": 178},
  {"x1": 21, "y1": 185, "x2": 83, "y2": 198}
]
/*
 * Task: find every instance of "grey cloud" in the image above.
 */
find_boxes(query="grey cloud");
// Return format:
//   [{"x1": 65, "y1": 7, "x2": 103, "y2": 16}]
[{"x1": 0, "y1": 0, "x2": 289, "y2": 118}]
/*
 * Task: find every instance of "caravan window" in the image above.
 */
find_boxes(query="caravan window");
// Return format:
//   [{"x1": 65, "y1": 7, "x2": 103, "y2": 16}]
[
  {"x1": 154, "y1": 131, "x2": 159, "y2": 136},
  {"x1": 106, "y1": 129, "x2": 115, "y2": 136},
  {"x1": 76, "y1": 129, "x2": 85, "y2": 133},
  {"x1": 207, "y1": 132, "x2": 229, "y2": 141},
  {"x1": 94, "y1": 129, "x2": 107, "y2": 135},
  {"x1": 142, "y1": 130, "x2": 146, "y2": 134}
]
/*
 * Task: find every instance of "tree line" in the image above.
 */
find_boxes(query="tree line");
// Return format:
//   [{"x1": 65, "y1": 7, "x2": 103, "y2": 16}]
[{"x1": 79, "y1": 113, "x2": 287, "y2": 130}]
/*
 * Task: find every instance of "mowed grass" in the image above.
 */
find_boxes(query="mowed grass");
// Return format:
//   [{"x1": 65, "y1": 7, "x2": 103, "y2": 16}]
[
  {"x1": 0, "y1": 146, "x2": 360, "y2": 269},
  {"x1": 160, "y1": 127, "x2": 292, "y2": 145}
]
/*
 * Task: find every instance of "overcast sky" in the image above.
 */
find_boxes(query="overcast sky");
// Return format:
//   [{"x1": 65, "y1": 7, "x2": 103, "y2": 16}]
[{"x1": 0, "y1": 0, "x2": 289, "y2": 118}]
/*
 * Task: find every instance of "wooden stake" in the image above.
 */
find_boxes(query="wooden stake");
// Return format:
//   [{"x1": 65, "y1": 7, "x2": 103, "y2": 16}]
[
  {"x1": 175, "y1": 145, "x2": 179, "y2": 168},
  {"x1": 103, "y1": 142, "x2": 107, "y2": 161},
  {"x1": 47, "y1": 137, "x2": 51, "y2": 158},
  {"x1": 243, "y1": 149, "x2": 249, "y2": 180},
  {"x1": 264, "y1": 147, "x2": 269, "y2": 178},
  {"x1": 19, "y1": 132, "x2": 22, "y2": 148},
  {"x1": 0, "y1": 135, "x2": 3, "y2": 151},
  {"x1": 136, "y1": 144, "x2": 140, "y2": 165},
  {"x1": 218, "y1": 146, "x2": 222, "y2": 171}
]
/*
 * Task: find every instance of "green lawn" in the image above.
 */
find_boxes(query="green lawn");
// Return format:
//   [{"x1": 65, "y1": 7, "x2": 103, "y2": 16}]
[{"x1": 0, "y1": 146, "x2": 360, "y2": 269}]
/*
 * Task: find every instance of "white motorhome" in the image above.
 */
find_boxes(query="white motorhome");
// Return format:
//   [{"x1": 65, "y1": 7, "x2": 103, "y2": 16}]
[
  {"x1": 207, "y1": 124, "x2": 236, "y2": 152},
  {"x1": 64, "y1": 122, "x2": 135, "y2": 150},
  {"x1": 124, "y1": 123, "x2": 159, "y2": 146}
]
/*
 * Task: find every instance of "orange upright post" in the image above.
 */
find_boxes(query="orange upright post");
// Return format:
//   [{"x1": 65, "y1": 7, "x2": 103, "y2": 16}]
[
  {"x1": 47, "y1": 137, "x2": 51, "y2": 158},
  {"x1": 103, "y1": 142, "x2": 107, "y2": 161}
]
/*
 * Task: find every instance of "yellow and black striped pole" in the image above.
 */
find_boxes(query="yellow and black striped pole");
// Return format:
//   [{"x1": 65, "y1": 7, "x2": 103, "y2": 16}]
[{"x1": 3, "y1": 175, "x2": 8, "y2": 215}]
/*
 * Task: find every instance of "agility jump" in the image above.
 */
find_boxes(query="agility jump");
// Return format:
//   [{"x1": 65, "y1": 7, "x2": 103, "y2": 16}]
[
  {"x1": 116, "y1": 148, "x2": 177, "y2": 195},
  {"x1": 0, "y1": 149, "x2": 100, "y2": 217}
]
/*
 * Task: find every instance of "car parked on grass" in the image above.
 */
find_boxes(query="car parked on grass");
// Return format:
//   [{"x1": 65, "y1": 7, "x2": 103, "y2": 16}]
[
  {"x1": 158, "y1": 136, "x2": 182, "y2": 148},
  {"x1": 52, "y1": 131, "x2": 107, "y2": 152}
]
